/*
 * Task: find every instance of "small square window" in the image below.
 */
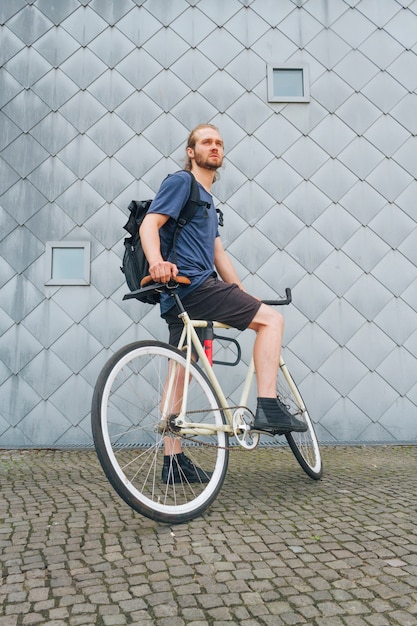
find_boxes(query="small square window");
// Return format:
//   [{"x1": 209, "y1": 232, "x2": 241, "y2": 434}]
[
  {"x1": 267, "y1": 65, "x2": 310, "y2": 103},
  {"x1": 45, "y1": 242, "x2": 90, "y2": 286}
]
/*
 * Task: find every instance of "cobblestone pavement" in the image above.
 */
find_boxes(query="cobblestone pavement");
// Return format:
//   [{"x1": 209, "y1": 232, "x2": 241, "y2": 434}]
[{"x1": 1, "y1": 445, "x2": 417, "y2": 626}]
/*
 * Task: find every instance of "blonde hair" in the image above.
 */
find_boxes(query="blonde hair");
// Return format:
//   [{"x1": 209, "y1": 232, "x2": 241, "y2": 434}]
[{"x1": 184, "y1": 124, "x2": 222, "y2": 173}]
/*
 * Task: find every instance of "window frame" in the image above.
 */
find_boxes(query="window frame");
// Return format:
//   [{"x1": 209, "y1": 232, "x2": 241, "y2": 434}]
[
  {"x1": 45, "y1": 241, "x2": 91, "y2": 286},
  {"x1": 267, "y1": 64, "x2": 310, "y2": 103}
]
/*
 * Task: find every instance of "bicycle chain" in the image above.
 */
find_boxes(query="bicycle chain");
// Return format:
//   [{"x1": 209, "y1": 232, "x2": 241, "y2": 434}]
[{"x1": 166, "y1": 406, "x2": 255, "y2": 451}]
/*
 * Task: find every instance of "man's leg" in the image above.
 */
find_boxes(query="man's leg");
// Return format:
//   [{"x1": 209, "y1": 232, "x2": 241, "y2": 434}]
[
  {"x1": 161, "y1": 322, "x2": 211, "y2": 482},
  {"x1": 162, "y1": 359, "x2": 184, "y2": 456},
  {"x1": 248, "y1": 304, "x2": 307, "y2": 434},
  {"x1": 248, "y1": 303, "x2": 283, "y2": 397}
]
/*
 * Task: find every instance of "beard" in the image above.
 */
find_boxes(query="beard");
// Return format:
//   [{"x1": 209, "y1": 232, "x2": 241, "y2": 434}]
[{"x1": 193, "y1": 150, "x2": 223, "y2": 171}]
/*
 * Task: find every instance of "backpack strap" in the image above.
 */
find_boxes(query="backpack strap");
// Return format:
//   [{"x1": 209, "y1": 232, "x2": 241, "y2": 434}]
[
  {"x1": 170, "y1": 171, "x2": 210, "y2": 265},
  {"x1": 176, "y1": 171, "x2": 209, "y2": 228},
  {"x1": 185, "y1": 173, "x2": 224, "y2": 225}
]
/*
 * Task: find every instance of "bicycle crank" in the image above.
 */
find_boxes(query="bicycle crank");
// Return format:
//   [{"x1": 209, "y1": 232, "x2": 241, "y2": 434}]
[{"x1": 232, "y1": 408, "x2": 259, "y2": 450}]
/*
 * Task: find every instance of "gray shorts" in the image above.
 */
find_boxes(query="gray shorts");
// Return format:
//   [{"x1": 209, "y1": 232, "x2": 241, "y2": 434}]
[{"x1": 162, "y1": 276, "x2": 262, "y2": 350}]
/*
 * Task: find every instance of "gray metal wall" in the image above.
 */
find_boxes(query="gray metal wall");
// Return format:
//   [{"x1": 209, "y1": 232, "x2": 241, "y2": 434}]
[{"x1": 1, "y1": 0, "x2": 416, "y2": 447}]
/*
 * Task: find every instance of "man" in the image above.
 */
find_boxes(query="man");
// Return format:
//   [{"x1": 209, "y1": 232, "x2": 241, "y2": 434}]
[{"x1": 140, "y1": 124, "x2": 307, "y2": 483}]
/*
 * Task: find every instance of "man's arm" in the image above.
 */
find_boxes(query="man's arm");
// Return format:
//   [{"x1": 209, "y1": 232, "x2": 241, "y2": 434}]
[
  {"x1": 140, "y1": 213, "x2": 178, "y2": 283},
  {"x1": 213, "y1": 237, "x2": 246, "y2": 291}
]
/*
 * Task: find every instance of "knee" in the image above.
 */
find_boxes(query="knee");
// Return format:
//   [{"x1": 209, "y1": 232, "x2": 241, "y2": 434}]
[
  {"x1": 250, "y1": 304, "x2": 284, "y2": 334},
  {"x1": 271, "y1": 309, "x2": 284, "y2": 333}
]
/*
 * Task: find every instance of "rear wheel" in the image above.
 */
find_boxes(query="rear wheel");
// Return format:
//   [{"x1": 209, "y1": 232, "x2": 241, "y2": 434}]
[
  {"x1": 276, "y1": 359, "x2": 322, "y2": 480},
  {"x1": 91, "y1": 341, "x2": 229, "y2": 523}
]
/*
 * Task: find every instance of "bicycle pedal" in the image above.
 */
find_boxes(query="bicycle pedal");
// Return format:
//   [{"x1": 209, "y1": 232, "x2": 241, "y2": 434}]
[
  {"x1": 250, "y1": 427, "x2": 278, "y2": 437},
  {"x1": 252, "y1": 424, "x2": 294, "y2": 435}
]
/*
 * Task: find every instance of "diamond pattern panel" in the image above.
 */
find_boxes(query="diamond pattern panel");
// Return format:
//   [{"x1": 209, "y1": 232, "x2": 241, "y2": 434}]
[
  {"x1": 32, "y1": 26, "x2": 79, "y2": 66},
  {"x1": 61, "y1": 6, "x2": 107, "y2": 46},
  {"x1": 7, "y1": 5, "x2": 53, "y2": 45},
  {"x1": 1, "y1": 134, "x2": 49, "y2": 178},
  {"x1": 5, "y1": 47, "x2": 50, "y2": 88},
  {"x1": 2, "y1": 89, "x2": 49, "y2": 132},
  {"x1": 88, "y1": 70, "x2": 136, "y2": 113},
  {"x1": 32, "y1": 70, "x2": 79, "y2": 112},
  {"x1": 362, "y1": 72, "x2": 408, "y2": 114},
  {"x1": 1, "y1": 0, "x2": 417, "y2": 447}
]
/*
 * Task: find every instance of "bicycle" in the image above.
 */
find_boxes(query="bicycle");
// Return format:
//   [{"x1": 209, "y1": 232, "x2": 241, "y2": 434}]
[{"x1": 91, "y1": 277, "x2": 322, "y2": 524}]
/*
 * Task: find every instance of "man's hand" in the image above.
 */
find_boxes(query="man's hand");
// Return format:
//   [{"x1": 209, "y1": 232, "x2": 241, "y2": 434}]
[{"x1": 149, "y1": 260, "x2": 178, "y2": 284}]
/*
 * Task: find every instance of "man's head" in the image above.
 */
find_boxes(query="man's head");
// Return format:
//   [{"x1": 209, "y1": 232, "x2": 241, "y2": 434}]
[{"x1": 184, "y1": 124, "x2": 224, "y2": 176}]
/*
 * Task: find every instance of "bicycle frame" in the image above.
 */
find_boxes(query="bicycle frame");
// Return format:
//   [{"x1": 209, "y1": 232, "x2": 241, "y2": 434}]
[
  {"x1": 125, "y1": 282, "x2": 307, "y2": 440},
  {"x1": 173, "y1": 312, "x2": 250, "y2": 434},
  {"x1": 164, "y1": 312, "x2": 308, "y2": 442}
]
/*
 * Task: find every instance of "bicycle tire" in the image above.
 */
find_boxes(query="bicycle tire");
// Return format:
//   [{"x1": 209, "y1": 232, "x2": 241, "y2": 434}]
[
  {"x1": 91, "y1": 341, "x2": 229, "y2": 524},
  {"x1": 277, "y1": 360, "x2": 323, "y2": 480}
]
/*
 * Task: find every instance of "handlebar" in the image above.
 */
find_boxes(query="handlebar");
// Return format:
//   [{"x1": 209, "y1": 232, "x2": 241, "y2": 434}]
[
  {"x1": 261, "y1": 287, "x2": 292, "y2": 306},
  {"x1": 122, "y1": 276, "x2": 190, "y2": 301},
  {"x1": 123, "y1": 279, "x2": 292, "y2": 307},
  {"x1": 123, "y1": 282, "x2": 169, "y2": 301}
]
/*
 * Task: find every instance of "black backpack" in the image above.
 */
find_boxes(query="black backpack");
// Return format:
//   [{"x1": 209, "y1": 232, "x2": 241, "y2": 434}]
[{"x1": 121, "y1": 171, "x2": 208, "y2": 305}]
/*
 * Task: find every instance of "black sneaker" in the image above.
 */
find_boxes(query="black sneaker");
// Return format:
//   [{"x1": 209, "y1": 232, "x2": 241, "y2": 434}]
[
  {"x1": 252, "y1": 397, "x2": 308, "y2": 435},
  {"x1": 161, "y1": 453, "x2": 212, "y2": 484}
]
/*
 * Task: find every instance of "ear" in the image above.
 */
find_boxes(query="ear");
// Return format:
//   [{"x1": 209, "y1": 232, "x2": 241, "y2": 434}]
[{"x1": 186, "y1": 146, "x2": 194, "y2": 158}]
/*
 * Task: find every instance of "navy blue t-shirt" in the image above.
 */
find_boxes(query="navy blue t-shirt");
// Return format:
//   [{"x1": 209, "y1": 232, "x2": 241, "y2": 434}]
[{"x1": 147, "y1": 170, "x2": 220, "y2": 315}]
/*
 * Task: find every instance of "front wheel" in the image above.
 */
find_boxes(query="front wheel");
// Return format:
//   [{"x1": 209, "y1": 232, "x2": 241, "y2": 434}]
[
  {"x1": 91, "y1": 341, "x2": 229, "y2": 524},
  {"x1": 277, "y1": 359, "x2": 323, "y2": 480}
]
